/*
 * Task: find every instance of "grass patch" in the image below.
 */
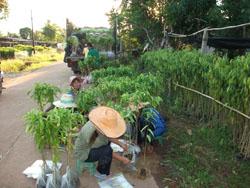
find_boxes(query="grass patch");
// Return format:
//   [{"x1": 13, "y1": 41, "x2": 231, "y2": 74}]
[
  {"x1": 1, "y1": 49, "x2": 63, "y2": 73},
  {"x1": 163, "y1": 121, "x2": 250, "y2": 188}
]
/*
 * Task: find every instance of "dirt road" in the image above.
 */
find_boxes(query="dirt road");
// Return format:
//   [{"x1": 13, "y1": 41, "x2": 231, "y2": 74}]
[{"x1": 0, "y1": 62, "x2": 159, "y2": 188}]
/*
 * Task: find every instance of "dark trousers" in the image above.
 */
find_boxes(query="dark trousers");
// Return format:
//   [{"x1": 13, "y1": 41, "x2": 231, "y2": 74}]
[{"x1": 85, "y1": 144, "x2": 113, "y2": 175}]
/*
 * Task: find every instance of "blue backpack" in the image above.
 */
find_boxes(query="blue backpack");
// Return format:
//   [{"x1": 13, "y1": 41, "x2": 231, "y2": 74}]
[{"x1": 140, "y1": 108, "x2": 167, "y2": 138}]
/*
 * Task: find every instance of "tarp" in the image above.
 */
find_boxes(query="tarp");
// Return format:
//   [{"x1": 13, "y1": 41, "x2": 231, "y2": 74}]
[
  {"x1": 208, "y1": 37, "x2": 250, "y2": 49},
  {"x1": 23, "y1": 160, "x2": 62, "y2": 179},
  {"x1": 98, "y1": 173, "x2": 133, "y2": 188},
  {"x1": 181, "y1": 36, "x2": 250, "y2": 49}
]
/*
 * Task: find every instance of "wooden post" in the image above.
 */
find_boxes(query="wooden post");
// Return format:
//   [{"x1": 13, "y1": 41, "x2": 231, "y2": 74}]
[
  {"x1": 243, "y1": 26, "x2": 246, "y2": 38},
  {"x1": 31, "y1": 10, "x2": 35, "y2": 54},
  {"x1": 66, "y1": 18, "x2": 69, "y2": 38},
  {"x1": 165, "y1": 33, "x2": 170, "y2": 48},
  {"x1": 201, "y1": 28, "x2": 208, "y2": 53}
]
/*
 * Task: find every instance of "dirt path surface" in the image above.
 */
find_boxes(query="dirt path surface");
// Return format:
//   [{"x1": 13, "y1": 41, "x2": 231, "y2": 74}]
[{"x1": 0, "y1": 62, "x2": 159, "y2": 188}]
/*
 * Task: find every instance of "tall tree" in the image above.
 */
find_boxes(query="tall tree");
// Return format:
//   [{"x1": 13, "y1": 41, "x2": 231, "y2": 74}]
[
  {"x1": 108, "y1": 0, "x2": 166, "y2": 50},
  {"x1": 0, "y1": 0, "x2": 8, "y2": 19},
  {"x1": 42, "y1": 20, "x2": 57, "y2": 41},
  {"x1": 109, "y1": 0, "x2": 250, "y2": 51},
  {"x1": 166, "y1": 0, "x2": 219, "y2": 34},
  {"x1": 219, "y1": 0, "x2": 250, "y2": 37},
  {"x1": 19, "y1": 27, "x2": 32, "y2": 39},
  {"x1": 34, "y1": 31, "x2": 45, "y2": 41},
  {"x1": 42, "y1": 20, "x2": 65, "y2": 42}
]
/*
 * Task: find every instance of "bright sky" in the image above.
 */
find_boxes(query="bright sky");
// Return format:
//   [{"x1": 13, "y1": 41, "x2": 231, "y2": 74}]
[{"x1": 0, "y1": 0, "x2": 121, "y2": 34}]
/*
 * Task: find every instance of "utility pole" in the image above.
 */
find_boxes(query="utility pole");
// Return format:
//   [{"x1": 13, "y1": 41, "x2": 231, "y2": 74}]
[
  {"x1": 114, "y1": 16, "x2": 117, "y2": 58},
  {"x1": 31, "y1": 10, "x2": 35, "y2": 54},
  {"x1": 114, "y1": 0, "x2": 118, "y2": 58}
]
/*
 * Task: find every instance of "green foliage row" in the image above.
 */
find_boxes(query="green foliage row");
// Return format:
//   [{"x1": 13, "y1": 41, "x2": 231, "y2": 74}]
[
  {"x1": 76, "y1": 62, "x2": 163, "y2": 144},
  {"x1": 141, "y1": 49, "x2": 250, "y2": 115},
  {"x1": 140, "y1": 49, "x2": 250, "y2": 156},
  {"x1": 91, "y1": 65, "x2": 135, "y2": 82},
  {"x1": 76, "y1": 64, "x2": 163, "y2": 127},
  {"x1": 77, "y1": 73, "x2": 162, "y2": 113},
  {"x1": 208, "y1": 55, "x2": 250, "y2": 113},
  {"x1": 78, "y1": 57, "x2": 121, "y2": 75}
]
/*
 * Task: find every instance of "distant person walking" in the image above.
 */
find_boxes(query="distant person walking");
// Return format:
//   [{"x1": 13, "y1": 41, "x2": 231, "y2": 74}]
[{"x1": 86, "y1": 43, "x2": 100, "y2": 67}]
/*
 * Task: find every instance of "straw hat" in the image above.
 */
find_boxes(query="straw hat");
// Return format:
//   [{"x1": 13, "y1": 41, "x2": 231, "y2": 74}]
[
  {"x1": 53, "y1": 93, "x2": 77, "y2": 108},
  {"x1": 89, "y1": 106, "x2": 126, "y2": 138},
  {"x1": 69, "y1": 76, "x2": 81, "y2": 86}
]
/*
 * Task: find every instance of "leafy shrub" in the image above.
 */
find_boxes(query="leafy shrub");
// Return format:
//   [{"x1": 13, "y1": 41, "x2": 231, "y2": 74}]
[
  {"x1": 14, "y1": 44, "x2": 33, "y2": 52},
  {"x1": 0, "y1": 47, "x2": 15, "y2": 59},
  {"x1": 28, "y1": 83, "x2": 61, "y2": 111}
]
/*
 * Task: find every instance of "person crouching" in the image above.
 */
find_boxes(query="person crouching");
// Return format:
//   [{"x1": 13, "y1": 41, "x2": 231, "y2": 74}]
[{"x1": 74, "y1": 106, "x2": 130, "y2": 180}]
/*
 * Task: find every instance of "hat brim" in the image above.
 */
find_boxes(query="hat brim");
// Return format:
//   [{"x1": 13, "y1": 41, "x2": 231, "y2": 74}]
[
  {"x1": 89, "y1": 106, "x2": 126, "y2": 138},
  {"x1": 53, "y1": 101, "x2": 77, "y2": 108}
]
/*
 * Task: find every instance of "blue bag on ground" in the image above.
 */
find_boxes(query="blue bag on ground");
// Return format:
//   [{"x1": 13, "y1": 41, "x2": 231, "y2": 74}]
[{"x1": 139, "y1": 108, "x2": 167, "y2": 142}]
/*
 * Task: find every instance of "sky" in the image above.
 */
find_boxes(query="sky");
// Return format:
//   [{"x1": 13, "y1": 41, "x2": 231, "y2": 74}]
[{"x1": 0, "y1": 0, "x2": 121, "y2": 34}]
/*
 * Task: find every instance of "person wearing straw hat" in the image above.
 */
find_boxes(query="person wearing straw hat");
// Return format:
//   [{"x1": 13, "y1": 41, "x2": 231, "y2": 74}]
[
  {"x1": 45, "y1": 92, "x2": 77, "y2": 112},
  {"x1": 74, "y1": 106, "x2": 130, "y2": 179},
  {"x1": 45, "y1": 76, "x2": 81, "y2": 112},
  {"x1": 53, "y1": 93, "x2": 77, "y2": 109}
]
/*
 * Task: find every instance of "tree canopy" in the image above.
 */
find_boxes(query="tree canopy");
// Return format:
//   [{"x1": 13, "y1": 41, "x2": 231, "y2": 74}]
[
  {"x1": 109, "y1": 0, "x2": 250, "y2": 51},
  {"x1": 19, "y1": 27, "x2": 32, "y2": 39},
  {"x1": 42, "y1": 20, "x2": 65, "y2": 42},
  {"x1": 0, "y1": 0, "x2": 8, "y2": 19}
]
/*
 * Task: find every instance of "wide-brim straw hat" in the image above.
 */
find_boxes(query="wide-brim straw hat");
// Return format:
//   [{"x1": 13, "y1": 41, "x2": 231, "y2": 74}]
[
  {"x1": 89, "y1": 106, "x2": 126, "y2": 138},
  {"x1": 53, "y1": 93, "x2": 77, "y2": 108}
]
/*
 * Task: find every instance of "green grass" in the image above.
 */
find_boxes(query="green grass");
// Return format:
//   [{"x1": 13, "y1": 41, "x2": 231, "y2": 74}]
[
  {"x1": 163, "y1": 121, "x2": 250, "y2": 188},
  {"x1": 1, "y1": 49, "x2": 63, "y2": 73}
]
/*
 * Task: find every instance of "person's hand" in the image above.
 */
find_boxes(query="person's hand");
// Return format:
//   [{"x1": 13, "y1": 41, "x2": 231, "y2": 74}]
[
  {"x1": 82, "y1": 78, "x2": 88, "y2": 85},
  {"x1": 122, "y1": 157, "x2": 131, "y2": 165},
  {"x1": 122, "y1": 144, "x2": 128, "y2": 152}
]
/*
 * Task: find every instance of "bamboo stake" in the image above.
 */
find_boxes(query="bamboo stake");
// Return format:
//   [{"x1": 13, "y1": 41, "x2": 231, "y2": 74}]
[
  {"x1": 208, "y1": 23, "x2": 250, "y2": 31},
  {"x1": 168, "y1": 22, "x2": 250, "y2": 38},
  {"x1": 174, "y1": 83, "x2": 250, "y2": 120}
]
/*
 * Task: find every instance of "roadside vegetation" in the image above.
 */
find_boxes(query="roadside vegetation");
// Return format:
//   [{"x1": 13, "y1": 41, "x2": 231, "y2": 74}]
[
  {"x1": 1, "y1": 45, "x2": 63, "y2": 73},
  {"x1": 139, "y1": 49, "x2": 250, "y2": 187}
]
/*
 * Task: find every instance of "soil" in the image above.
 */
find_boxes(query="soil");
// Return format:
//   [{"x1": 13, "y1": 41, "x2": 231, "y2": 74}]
[{"x1": 136, "y1": 116, "x2": 189, "y2": 188}]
